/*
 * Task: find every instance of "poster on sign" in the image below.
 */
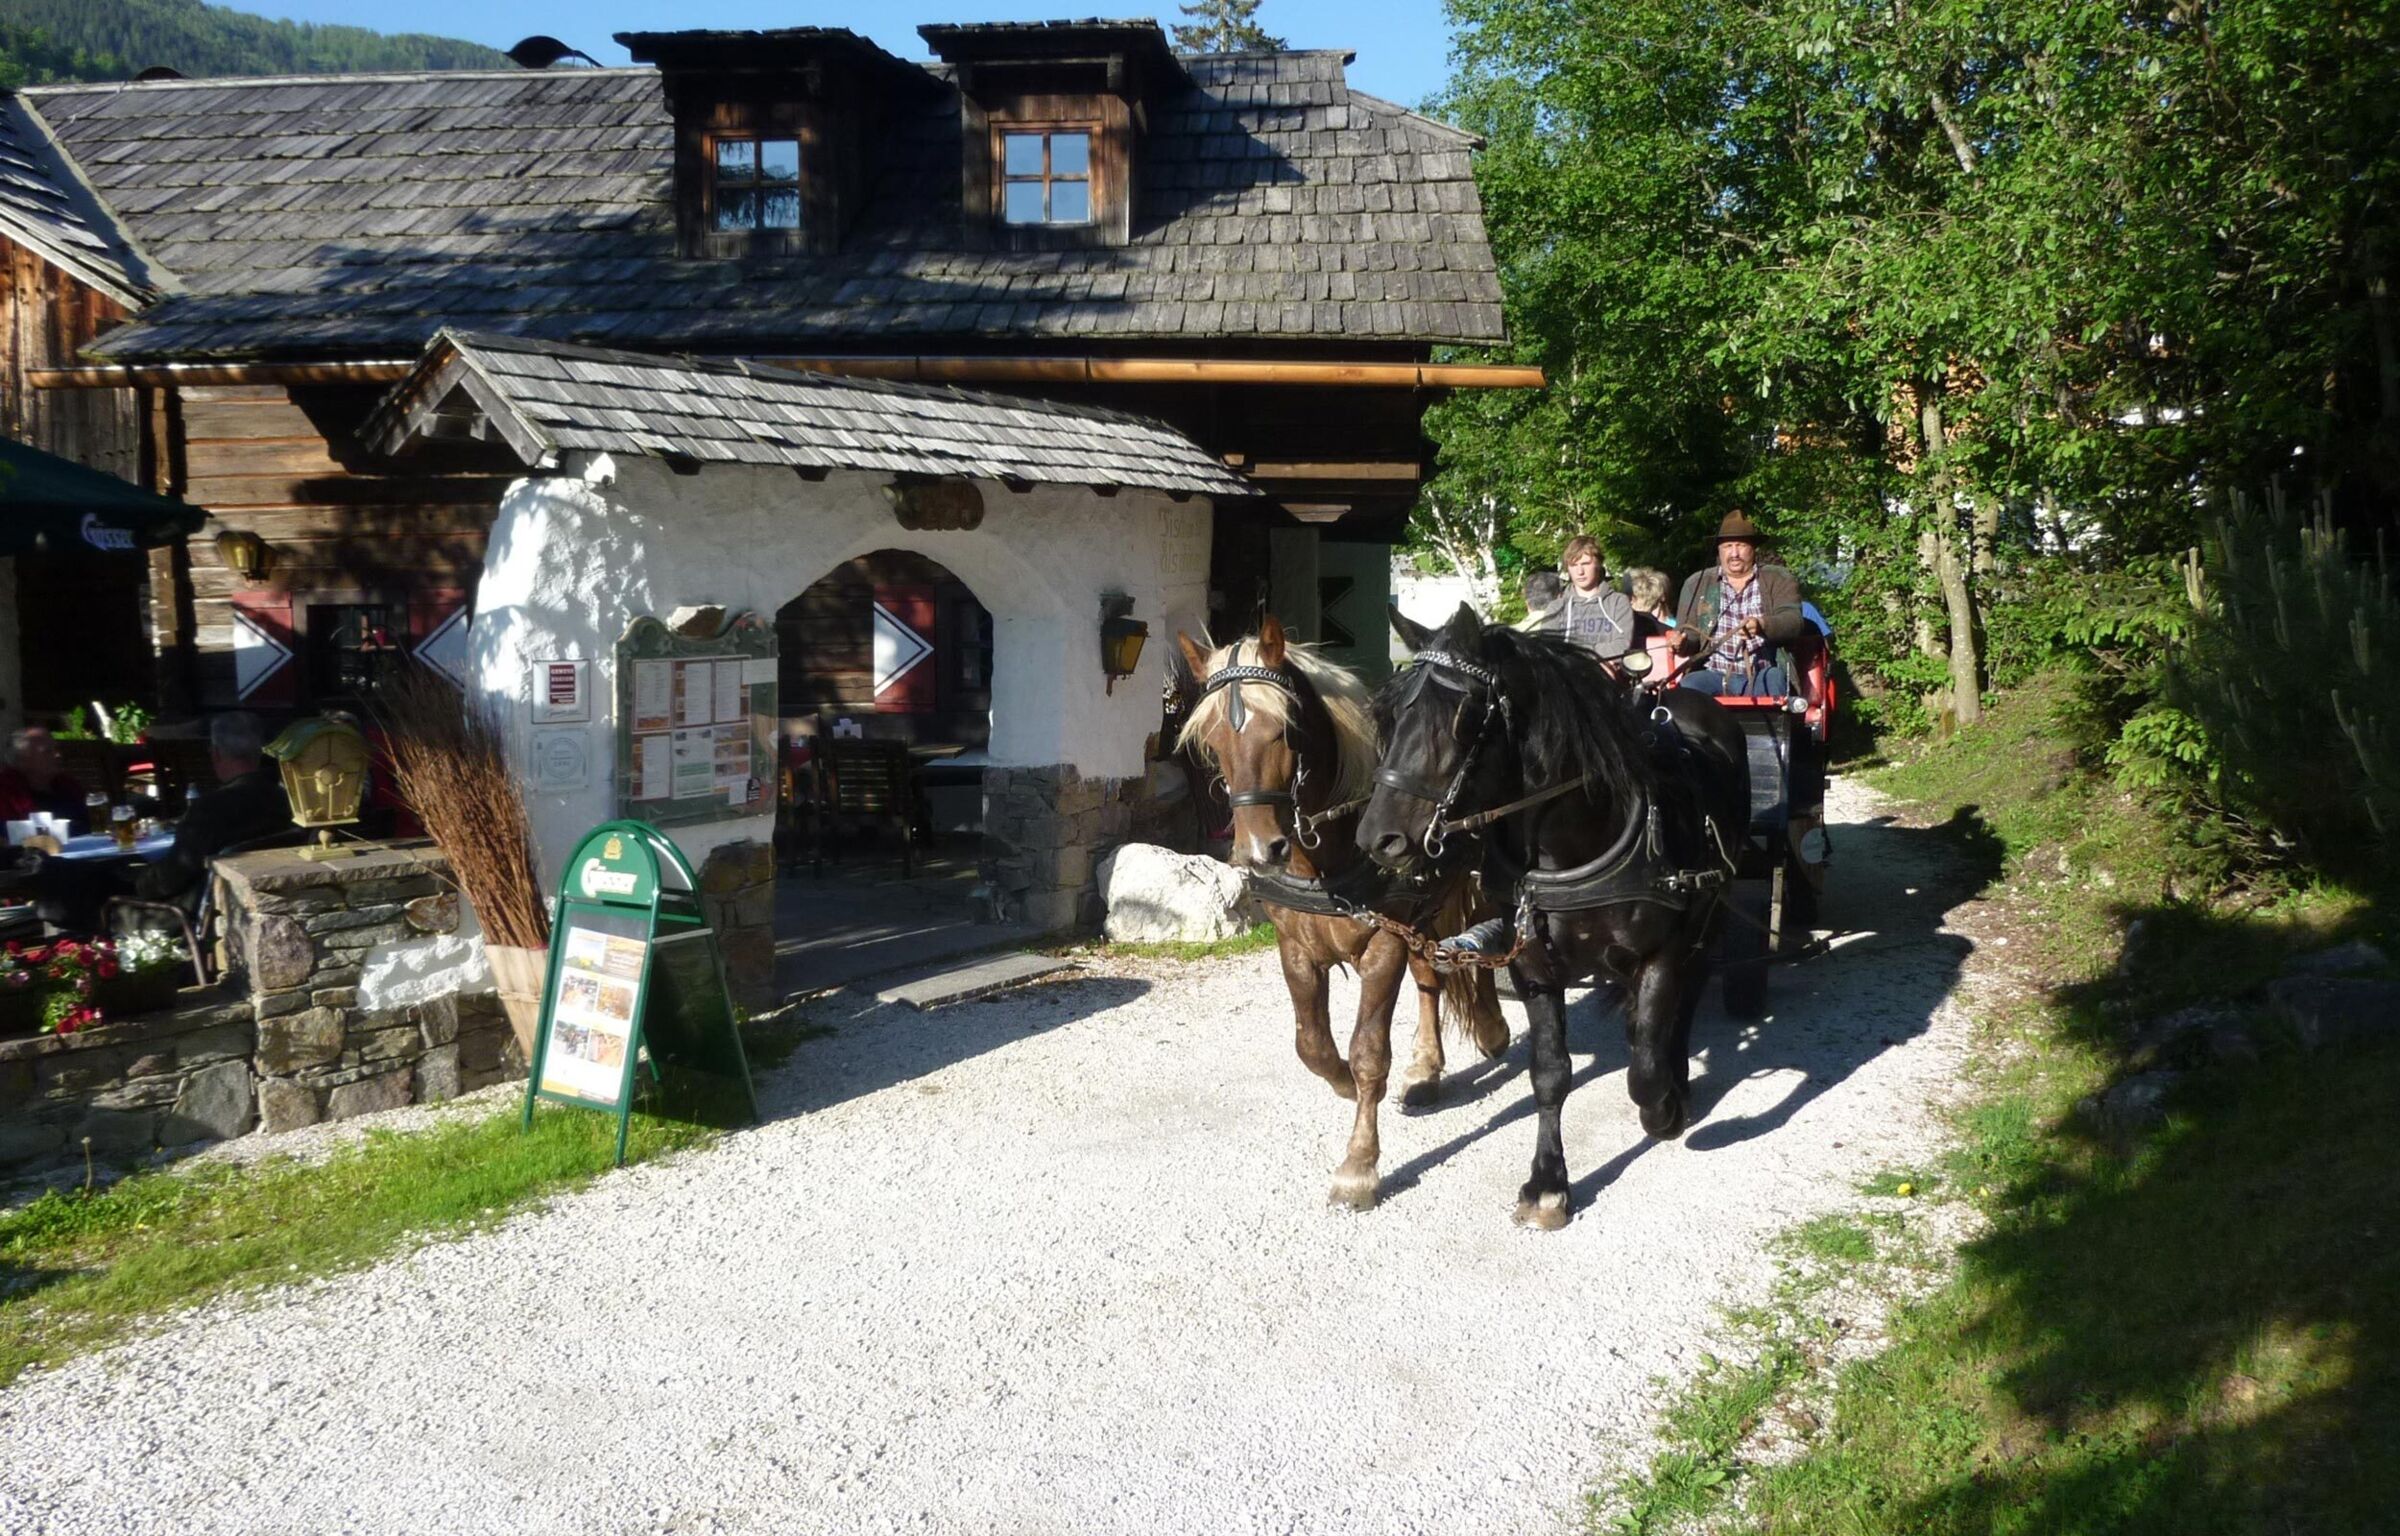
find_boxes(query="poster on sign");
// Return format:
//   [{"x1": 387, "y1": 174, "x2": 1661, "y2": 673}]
[
  {"x1": 612, "y1": 614, "x2": 777, "y2": 828},
  {"x1": 531, "y1": 658, "x2": 590, "y2": 724}
]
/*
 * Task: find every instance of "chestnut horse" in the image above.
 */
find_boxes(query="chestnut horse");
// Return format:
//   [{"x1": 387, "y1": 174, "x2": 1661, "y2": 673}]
[{"x1": 1177, "y1": 617, "x2": 1510, "y2": 1209}]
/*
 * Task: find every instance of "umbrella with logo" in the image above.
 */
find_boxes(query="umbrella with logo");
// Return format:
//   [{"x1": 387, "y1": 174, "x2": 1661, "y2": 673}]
[{"x1": 0, "y1": 436, "x2": 207, "y2": 555}]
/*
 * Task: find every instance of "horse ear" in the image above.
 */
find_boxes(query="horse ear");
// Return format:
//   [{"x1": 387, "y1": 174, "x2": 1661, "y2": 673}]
[
  {"x1": 1257, "y1": 613, "x2": 1287, "y2": 667},
  {"x1": 1176, "y1": 629, "x2": 1212, "y2": 682},
  {"x1": 1443, "y1": 601, "x2": 1485, "y2": 649},
  {"x1": 1388, "y1": 603, "x2": 1436, "y2": 654}
]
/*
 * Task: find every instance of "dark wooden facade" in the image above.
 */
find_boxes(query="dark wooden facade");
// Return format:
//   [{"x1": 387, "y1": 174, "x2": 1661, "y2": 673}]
[
  {"x1": 0, "y1": 232, "x2": 152, "y2": 718},
  {"x1": 776, "y1": 550, "x2": 994, "y2": 749}
]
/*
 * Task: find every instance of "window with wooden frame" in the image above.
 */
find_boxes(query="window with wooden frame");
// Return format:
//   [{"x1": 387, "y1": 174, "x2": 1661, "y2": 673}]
[
  {"x1": 710, "y1": 133, "x2": 803, "y2": 234},
  {"x1": 997, "y1": 125, "x2": 1097, "y2": 227}
]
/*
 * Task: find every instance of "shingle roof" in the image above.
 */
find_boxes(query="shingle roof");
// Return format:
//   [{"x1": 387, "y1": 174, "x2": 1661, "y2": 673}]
[
  {"x1": 21, "y1": 52, "x2": 1501, "y2": 362},
  {"x1": 367, "y1": 329, "x2": 1259, "y2": 500},
  {"x1": 0, "y1": 95, "x2": 160, "y2": 304}
]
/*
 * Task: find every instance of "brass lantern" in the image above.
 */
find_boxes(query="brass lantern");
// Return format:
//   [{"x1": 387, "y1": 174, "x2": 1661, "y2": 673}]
[
  {"x1": 1100, "y1": 593, "x2": 1147, "y2": 696},
  {"x1": 265, "y1": 717, "x2": 370, "y2": 859}
]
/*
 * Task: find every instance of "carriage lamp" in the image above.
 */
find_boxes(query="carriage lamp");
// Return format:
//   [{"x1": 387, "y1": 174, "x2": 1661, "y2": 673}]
[
  {"x1": 265, "y1": 716, "x2": 370, "y2": 860},
  {"x1": 215, "y1": 528, "x2": 270, "y2": 583},
  {"x1": 1100, "y1": 593, "x2": 1147, "y2": 695}
]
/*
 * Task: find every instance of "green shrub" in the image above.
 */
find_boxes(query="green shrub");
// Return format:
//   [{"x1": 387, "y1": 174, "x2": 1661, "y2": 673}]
[{"x1": 2173, "y1": 497, "x2": 2400, "y2": 875}]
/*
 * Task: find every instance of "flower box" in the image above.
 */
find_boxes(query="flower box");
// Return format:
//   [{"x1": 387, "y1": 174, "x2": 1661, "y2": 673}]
[{"x1": 95, "y1": 965, "x2": 182, "y2": 1018}]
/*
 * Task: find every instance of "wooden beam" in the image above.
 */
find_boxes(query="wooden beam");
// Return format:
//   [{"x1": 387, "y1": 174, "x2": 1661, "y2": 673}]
[
  {"x1": 31, "y1": 356, "x2": 1547, "y2": 392},
  {"x1": 1246, "y1": 461, "x2": 1423, "y2": 481}
]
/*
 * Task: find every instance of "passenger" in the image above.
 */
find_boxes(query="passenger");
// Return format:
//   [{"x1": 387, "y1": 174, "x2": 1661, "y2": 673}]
[
  {"x1": 1672, "y1": 511, "x2": 1808, "y2": 695},
  {"x1": 1515, "y1": 568, "x2": 1565, "y2": 631},
  {"x1": 1532, "y1": 534, "x2": 1636, "y2": 659},
  {"x1": 134, "y1": 712, "x2": 294, "y2": 913}
]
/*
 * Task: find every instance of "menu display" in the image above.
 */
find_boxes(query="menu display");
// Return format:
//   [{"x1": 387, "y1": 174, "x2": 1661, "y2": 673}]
[
  {"x1": 537, "y1": 923, "x2": 648, "y2": 1106},
  {"x1": 615, "y1": 615, "x2": 776, "y2": 826}
]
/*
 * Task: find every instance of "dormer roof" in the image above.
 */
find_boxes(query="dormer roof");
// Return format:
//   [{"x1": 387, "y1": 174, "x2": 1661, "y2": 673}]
[{"x1": 19, "y1": 47, "x2": 1500, "y2": 364}]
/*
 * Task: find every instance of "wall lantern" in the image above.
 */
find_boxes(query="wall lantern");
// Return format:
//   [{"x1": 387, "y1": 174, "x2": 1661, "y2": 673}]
[
  {"x1": 265, "y1": 716, "x2": 370, "y2": 860},
  {"x1": 215, "y1": 528, "x2": 271, "y2": 583},
  {"x1": 884, "y1": 475, "x2": 986, "y2": 532},
  {"x1": 1100, "y1": 593, "x2": 1147, "y2": 695}
]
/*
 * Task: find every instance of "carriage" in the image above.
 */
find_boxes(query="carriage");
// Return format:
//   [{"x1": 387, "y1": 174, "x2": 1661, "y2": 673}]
[{"x1": 1688, "y1": 626, "x2": 1836, "y2": 1018}]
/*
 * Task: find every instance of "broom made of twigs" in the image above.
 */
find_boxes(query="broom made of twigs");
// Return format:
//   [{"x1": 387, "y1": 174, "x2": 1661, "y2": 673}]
[{"x1": 372, "y1": 665, "x2": 551, "y2": 950}]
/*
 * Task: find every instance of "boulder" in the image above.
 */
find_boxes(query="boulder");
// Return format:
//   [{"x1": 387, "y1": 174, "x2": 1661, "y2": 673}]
[
  {"x1": 2089, "y1": 1070, "x2": 2180, "y2": 1131},
  {"x1": 2283, "y1": 940, "x2": 2389, "y2": 978},
  {"x1": 2264, "y1": 977, "x2": 2400, "y2": 1051},
  {"x1": 162, "y1": 1060, "x2": 256, "y2": 1145},
  {"x1": 1098, "y1": 844, "x2": 1256, "y2": 944}
]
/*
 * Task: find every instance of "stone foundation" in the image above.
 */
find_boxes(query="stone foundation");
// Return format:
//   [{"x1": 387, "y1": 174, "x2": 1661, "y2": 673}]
[
  {"x1": 977, "y1": 765, "x2": 1146, "y2": 932},
  {"x1": 695, "y1": 839, "x2": 775, "y2": 1011}
]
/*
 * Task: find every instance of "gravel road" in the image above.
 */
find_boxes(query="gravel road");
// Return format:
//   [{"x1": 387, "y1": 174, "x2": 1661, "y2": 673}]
[{"x1": 0, "y1": 776, "x2": 1989, "y2": 1536}]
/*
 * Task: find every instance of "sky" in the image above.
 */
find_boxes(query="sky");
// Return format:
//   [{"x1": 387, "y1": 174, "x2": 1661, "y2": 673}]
[{"x1": 241, "y1": 0, "x2": 1462, "y2": 109}]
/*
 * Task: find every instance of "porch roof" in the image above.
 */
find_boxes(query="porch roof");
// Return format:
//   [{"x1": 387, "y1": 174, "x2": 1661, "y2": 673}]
[{"x1": 364, "y1": 329, "x2": 1259, "y2": 500}]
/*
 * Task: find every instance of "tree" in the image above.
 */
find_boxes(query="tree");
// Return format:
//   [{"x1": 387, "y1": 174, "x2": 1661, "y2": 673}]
[
  {"x1": 1431, "y1": 0, "x2": 2400, "y2": 730},
  {"x1": 1170, "y1": 0, "x2": 1286, "y2": 54}
]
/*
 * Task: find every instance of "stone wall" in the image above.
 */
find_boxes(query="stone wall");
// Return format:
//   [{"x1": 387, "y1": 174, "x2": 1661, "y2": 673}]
[
  {"x1": 215, "y1": 841, "x2": 522, "y2": 1135},
  {"x1": 0, "y1": 992, "x2": 257, "y2": 1171},
  {"x1": 977, "y1": 765, "x2": 1147, "y2": 932},
  {"x1": 695, "y1": 839, "x2": 775, "y2": 1011}
]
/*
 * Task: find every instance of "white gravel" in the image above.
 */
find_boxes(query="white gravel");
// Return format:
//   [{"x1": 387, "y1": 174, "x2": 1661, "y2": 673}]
[{"x1": 0, "y1": 777, "x2": 1986, "y2": 1536}]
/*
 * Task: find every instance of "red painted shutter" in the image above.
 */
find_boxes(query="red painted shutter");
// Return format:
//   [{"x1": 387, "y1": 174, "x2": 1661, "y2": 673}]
[
  {"x1": 871, "y1": 585, "x2": 938, "y2": 714},
  {"x1": 228, "y1": 590, "x2": 296, "y2": 707},
  {"x1": 410, "y1": 587, "x2": 472, "y2": 687}
]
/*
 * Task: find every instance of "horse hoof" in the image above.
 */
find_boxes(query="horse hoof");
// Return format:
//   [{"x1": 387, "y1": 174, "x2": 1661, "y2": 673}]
[
  {"x1": 1513, "y1": 1190, "x2": 1571, "y2": 1230},
  {"x1": 1328, "y1": 1171, "x2": 1380, "y2": 1210},
  {"x1": 1641, "y1": 1097, "x2": 1689, "y2": 1141},
  {"x1": 1398, "y1": 1074, "x2": 1442, "y2": 1110},
  {"x1": 1473, "y1": 1025, "x2": 1511, "y2": 1060}
]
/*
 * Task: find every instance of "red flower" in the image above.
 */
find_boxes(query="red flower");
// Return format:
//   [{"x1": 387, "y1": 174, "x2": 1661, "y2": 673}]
[{"x1": 98, "y1": 960, "x2": 119, "y2": 980}]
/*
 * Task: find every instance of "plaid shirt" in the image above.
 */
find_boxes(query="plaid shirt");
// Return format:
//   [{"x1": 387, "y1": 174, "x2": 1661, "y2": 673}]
[{"x1": 1705, "y1": 573, "x2": 1766, "y2": 676}]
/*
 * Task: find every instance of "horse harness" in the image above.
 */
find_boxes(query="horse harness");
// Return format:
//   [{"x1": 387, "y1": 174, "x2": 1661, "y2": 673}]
[
  {"x1": 1199, "y1": 659, "x2": 1419, "y2": 923},
  {"x1": 1382, "y1": 648, "x2": 1734, "y2": 926}
]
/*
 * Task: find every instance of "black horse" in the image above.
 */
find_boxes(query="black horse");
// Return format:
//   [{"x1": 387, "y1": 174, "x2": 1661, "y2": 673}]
[{"x1": 1359, "y1": 605, "x2": 1751, "y2": 1229}]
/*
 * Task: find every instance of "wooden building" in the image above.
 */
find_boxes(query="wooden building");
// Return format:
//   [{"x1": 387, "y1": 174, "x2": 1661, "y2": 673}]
[{"x1": 2, "y1": 21, "x2": 1528, "y2": 735}]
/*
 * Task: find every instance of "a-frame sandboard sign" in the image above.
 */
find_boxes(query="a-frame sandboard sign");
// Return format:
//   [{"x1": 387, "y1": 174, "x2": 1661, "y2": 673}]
[{"x1": 521, "y1": 819, "x2": 759, "y2": 1163}]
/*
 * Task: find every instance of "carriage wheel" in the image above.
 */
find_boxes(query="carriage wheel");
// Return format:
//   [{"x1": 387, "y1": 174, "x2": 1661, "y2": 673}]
[{"x1": 1721, "y1": 881, "x2": 1770, "y2": 1019}]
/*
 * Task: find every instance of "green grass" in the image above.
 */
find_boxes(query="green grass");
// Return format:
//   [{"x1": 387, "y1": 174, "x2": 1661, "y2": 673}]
[
  {"x1": 1081, "y1": 921, "x2": 1281, "y2": 962},
  {"x1": 1593, "y1": 671, "x2": 2400, "y2": 1534},
  {"x1": 0, "y1": 1103, "x2": 710, "y2": 1388}
]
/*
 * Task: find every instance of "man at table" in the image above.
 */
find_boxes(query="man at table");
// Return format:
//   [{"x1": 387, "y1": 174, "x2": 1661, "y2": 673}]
[
  {"x1": 134, "y1": 712, "x2": 294, "y2": 912},
  {"x1": 0, "y1": 726, "x2": 86, "y2": 825}
]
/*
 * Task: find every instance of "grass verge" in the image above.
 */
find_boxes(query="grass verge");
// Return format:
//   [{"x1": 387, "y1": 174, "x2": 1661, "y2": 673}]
[
  {"x1": 1592, "y1": 671, "x2": 2399, "y2": 1534},
  {"x1": 0, "y1": 1102, "x2": 710, "y2": 1389},
  {"x1": 1080, "y1": 920, "x2": 1280, "y2": 962}
]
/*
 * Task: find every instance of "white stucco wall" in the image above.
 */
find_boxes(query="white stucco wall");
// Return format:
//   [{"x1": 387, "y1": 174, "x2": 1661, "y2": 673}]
[{"x1": 468, "y1": 455, "x2": 1212, "y2": 883}]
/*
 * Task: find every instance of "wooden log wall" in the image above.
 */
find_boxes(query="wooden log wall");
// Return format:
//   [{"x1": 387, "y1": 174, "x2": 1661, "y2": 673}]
[
  {"x1": 0, "y1": 234, "x2": 150, "y2": 720},
  {"x1": 176, "y1": 383, "x2": 518, "y2": 713}
]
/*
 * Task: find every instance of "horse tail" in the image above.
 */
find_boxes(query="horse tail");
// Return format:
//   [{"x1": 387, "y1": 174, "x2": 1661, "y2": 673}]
[{"x1": 1431, "y1": 876, "x2": 1513, "y2": 1058}]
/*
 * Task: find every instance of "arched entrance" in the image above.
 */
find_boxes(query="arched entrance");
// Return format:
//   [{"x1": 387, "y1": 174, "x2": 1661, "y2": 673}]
[{"x1": 771, "y1": 548, "x2": 1006, "y2": 992}]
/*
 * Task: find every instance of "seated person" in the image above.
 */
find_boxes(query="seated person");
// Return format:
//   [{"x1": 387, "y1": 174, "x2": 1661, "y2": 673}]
[
  {"x1": 0, "y1": 726, "x2": 87, "y2": 826},
  {"x1": 133, "y1": 712, "x2": 294, "y2": 912},
  {"x1": 1625, "y1": 567, "x2": 1675, "y2": 634},
  {"x1": 1515, "y1": 568, "x2": 1566, "y2": 631},
  {"x1": 1672, "y1": 511, "x2": 1808, "y2": 695},
  {"x1": 1532, "y1": 534, "x2": 1637, "y2": 659}
]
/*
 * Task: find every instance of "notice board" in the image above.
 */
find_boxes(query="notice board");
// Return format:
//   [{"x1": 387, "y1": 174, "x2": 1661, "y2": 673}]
[{"x1": 614, "y1": 613, "x2": 778, "y2": 828}]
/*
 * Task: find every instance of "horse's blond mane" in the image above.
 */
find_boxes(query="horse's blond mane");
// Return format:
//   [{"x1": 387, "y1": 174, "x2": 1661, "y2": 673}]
[{"x1": 1176, "y1": 636, "x2": 1379, "y2": 807}]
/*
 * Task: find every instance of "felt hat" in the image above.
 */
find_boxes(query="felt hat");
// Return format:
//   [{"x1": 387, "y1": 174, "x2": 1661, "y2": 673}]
[{"x1": 1709, "y1": 510, "x2": 1766, "y2": 545}]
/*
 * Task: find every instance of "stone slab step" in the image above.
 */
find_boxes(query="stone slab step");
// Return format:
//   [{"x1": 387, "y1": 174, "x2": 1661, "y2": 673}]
[{"x1": 873, "y1": 952, "x2": 1076, "y2": 1011}]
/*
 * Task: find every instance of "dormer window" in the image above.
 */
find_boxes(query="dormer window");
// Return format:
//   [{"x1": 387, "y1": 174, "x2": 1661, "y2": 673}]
[
  {"x1": 713, "y1": 135, "x2": 803, "y2": 232},
  {"x1": 999, "y1": 128, "x2": 1094, "y2": 226}
]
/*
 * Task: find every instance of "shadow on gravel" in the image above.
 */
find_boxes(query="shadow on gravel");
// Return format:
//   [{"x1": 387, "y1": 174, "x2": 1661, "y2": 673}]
[
  {"x1": 748, "y1": 974, "x2": 1156, "y2": 1124},
  {"x1": 1382, "y1": 796, "x2": 2006, "y2": 1208}
]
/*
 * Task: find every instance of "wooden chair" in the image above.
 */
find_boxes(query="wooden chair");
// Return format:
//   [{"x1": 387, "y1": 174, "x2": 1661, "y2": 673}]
[{"x1": 814, "y1": 737, "x2": 922, "y2": 877}]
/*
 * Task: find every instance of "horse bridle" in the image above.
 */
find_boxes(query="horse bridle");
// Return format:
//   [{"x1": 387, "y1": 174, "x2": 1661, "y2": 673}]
[
  {"x1": 1372, "y1": 649, "x2": 1514, "y2": 860},
  {"x1": 1199, "y1": 660, "x2": 1340, "y2": 849}
]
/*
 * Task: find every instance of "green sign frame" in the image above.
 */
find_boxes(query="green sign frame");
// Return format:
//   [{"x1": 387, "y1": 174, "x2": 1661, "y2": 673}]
[
  {"x1": 614, "y1": 613, "x2": 778, "y2": 830},
  {"x1": 520, "y1": 818, "x2": 759, "y2": 1163}
]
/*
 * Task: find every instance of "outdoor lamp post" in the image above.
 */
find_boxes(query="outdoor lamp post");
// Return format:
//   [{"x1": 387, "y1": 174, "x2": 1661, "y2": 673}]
[
  {"x1": 265, "y1": 717, "x2": 370, "y2": 860},
  {"x1": 1100, "y1": 593, "x2": 1147, "y2": 695}
]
